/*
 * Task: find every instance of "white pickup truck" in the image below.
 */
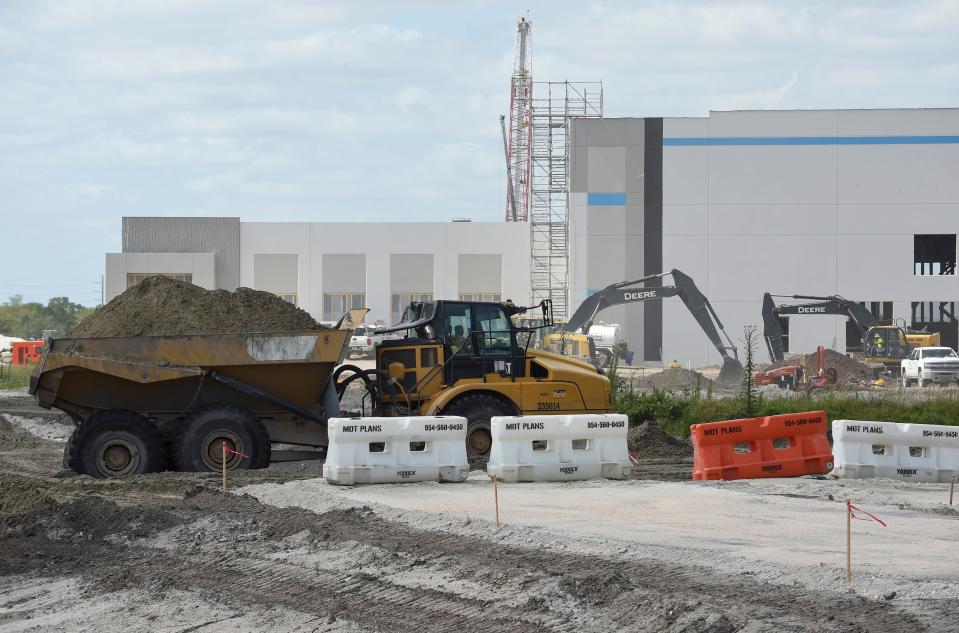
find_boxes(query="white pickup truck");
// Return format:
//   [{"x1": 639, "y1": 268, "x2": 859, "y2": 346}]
[
  {"x1": 901, "y1": 347, "x2": 959, "y2": 387},
  {"x1": 348, "y1": 326, "x2": 377, "y2": 359}
]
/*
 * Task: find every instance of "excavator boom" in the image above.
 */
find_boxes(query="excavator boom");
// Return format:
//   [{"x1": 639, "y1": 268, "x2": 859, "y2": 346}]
[{"x1": 562, "y1": 269, "x2": 744, "y2": 384}]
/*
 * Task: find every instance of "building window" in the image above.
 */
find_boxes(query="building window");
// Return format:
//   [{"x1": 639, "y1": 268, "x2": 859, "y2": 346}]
[
  {"x1": 914, "y1": 235, "x2": 956, "y2": 275},
  {"x1": 127, "y1": 273, "x2": 192, "y2": 288},
  {"x1": 391, "y1": 293, "x2": 433, "y2": 325},
  {"x1": 276, "y1": 292, "x2": 297, "y2": 305},
  {"x1": 458, "y1": 293, "x2": 502, "y2": 303},
  {"x1": 323, "y1": 293, "x2": 365, "y2": 321}
]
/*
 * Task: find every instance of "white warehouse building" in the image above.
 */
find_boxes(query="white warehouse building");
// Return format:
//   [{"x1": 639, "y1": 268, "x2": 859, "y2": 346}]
[
  {"x1": 106, "y1": 107, "x2": 959, "y2": 365},
  {"x1": 568, "y1": 107, "x2": 959, "y2": 365},
  {"x1": 106, "y1": 220, "x2": 530, "y2": 328}
]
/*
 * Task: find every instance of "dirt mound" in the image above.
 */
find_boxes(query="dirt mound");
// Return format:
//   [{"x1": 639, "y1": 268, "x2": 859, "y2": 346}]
[
  {"x1": 0, "y1": 474, "x2": 57, "y2": 514},
  {"x1": 69, "y1": 276, "x2": 327, "y2": 337},
  {"x1": 1, "y1": 494, "x2": 181, "y2": 540},
  {"x1": 766, "y1": 348, "x2": 872, "y2": 385},
  {"x1": 0, "y1": 415, "x2": 49, "y2": 451},
  {"x1": 645, "y1": 367, "x2": 711, "y2": 391},
  {"x1": 628, "y1": 422, "x2": 693, "y2": 459}
]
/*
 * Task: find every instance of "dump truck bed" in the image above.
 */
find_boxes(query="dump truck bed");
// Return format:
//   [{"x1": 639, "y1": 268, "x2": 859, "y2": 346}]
[{"x1": 32, "y1": 330, "x2": 351, "y2": 426}]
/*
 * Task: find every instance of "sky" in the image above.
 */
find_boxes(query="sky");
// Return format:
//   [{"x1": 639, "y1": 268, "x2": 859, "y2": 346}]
[{"x1": 2, "y1": 0, "x2": 958, "y2": 305}]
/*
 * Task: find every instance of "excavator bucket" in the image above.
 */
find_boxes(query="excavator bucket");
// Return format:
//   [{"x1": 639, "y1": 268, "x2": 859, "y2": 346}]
[{"x1": 718, "y1": 357, "x2": 745, "y2": 385}]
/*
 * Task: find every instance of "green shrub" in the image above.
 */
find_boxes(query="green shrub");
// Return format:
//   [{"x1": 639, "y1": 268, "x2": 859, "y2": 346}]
[
  {"x1": 0, "y1": 364, "x2": 33, "y2": 390},
  {"x1": 615, "y1": 388, "x2": 959, "y2": 436}
]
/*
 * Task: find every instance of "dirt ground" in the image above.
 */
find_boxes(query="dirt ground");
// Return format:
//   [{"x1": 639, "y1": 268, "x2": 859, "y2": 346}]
[{"x1": 1, "y1": 387, "x2": 958, "y2": 632}]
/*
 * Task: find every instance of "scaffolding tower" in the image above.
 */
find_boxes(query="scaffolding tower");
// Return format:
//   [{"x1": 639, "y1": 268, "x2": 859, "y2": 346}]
[{"x1": 529, "y1": 81, "x2": 603, "y2": 319}]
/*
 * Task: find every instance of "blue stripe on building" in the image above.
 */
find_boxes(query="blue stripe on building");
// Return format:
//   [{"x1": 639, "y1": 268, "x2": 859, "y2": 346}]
[
  {"x1": 663, "y1": 135, "x2": 959, "y2": 147},
  {"x1": 587, "y1": 192, "x2": 628, "y2": 206}
]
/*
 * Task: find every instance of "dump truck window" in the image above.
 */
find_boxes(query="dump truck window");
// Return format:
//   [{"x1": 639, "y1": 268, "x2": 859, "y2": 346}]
[
  {"x1": 474, "y1": 305, "x2": 512, "y2": 356},
  {"x1": 443, "y1": 303, "x2": 472, "y2": 353}
]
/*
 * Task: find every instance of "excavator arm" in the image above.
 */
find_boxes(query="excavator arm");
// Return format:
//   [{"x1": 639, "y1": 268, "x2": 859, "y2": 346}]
[
  {"x1": 564, "y1": 269, "x2": 744, "y2": 383},
  {"x1": 761, "y1": 293, "x2": 879, "y2": 361}
]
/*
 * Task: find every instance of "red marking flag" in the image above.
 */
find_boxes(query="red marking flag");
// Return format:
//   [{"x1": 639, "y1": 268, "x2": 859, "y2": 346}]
[{"x1": 847, "y1": 501, "x2": 887, "y2": 527}]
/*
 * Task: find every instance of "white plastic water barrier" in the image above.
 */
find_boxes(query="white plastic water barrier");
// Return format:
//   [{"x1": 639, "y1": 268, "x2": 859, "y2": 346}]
[
  {"x1": 486, "y1": 414, "x2": 631, "y2": 482},
  {"x1": 831, "y1": 419, "x2": 959, "y2": 482},
  {"x1": 323, "y1": 416, "x2": 469, "y2": 485}
]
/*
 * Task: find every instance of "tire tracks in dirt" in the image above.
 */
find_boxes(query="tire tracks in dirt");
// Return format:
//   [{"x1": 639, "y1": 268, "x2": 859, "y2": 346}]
[{"x1": 0, "y1": 488, "x2": 932, "y2": 633}]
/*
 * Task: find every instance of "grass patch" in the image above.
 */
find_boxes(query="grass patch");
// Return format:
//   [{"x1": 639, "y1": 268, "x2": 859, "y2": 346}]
[
  {"x1": 0, "y1": 364, "x2": 33, "y2": 390},
  {"x1": 614, "y1": 388, "x2": 959, "y2": 437}
]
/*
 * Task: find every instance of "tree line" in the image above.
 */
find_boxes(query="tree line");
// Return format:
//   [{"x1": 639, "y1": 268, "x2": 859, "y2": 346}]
[{"x1": 0, "y1": 296, "x2": 94, "y2": 340}]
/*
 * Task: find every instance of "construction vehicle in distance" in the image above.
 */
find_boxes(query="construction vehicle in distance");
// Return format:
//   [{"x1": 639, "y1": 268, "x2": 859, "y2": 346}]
[
  {"x1": 543, "y1": 269, "x2": 745, "y2": 384},
  {"x1": 761, "y1": 293, "x2": 940, "y2": 376},
  {"x1": 537, "y1": 323, "x2": 624, "y2": 369},
  {"x1": 754, "y1": 345, "x2": 837, "y2": 392},
  {"x1": 32, "y1": 300, "x2": 612, "y2": 477}
]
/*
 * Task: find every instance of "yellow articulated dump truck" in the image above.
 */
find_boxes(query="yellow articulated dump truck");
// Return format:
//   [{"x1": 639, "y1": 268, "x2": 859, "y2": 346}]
[{"x1": 32, "y1": 300, "x2": 611, "y2": 478}]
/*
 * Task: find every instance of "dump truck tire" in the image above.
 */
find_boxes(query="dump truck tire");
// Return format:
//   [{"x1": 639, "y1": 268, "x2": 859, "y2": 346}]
[
  {"x1": 441, "y1": 393, "x2": 515, "y2": 458},
  {"x1": 172, "y1": 404, "x2": 271, "y2": 472},
  {"x1": 66, "y1": 409, "x2": 166, "y2": 478}
]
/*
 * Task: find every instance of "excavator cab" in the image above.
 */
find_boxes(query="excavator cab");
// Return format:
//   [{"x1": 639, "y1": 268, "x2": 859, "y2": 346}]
[{"x1": 863, "y1": 326, "x2": 909, "y2": 362}]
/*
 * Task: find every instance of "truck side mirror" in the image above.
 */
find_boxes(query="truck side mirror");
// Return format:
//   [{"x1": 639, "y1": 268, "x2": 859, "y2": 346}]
[{"x1": 387, "y1": 362, "x2": 406, "y2": 382}]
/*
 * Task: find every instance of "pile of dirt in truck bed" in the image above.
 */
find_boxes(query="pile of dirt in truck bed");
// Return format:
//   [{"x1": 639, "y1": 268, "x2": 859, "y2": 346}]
[
  {"x1": 627, "y1": 421, "x2": 693, "y2": 459},
  {"x1": 645, "y1": 367, "x2": 711, "y2": 391},
  {"x1": 765, "y1": 348, "x2": 872, "y2": 385},
  {"x1": 69, "y1": 276, "x2": 327, "y2": 338}
]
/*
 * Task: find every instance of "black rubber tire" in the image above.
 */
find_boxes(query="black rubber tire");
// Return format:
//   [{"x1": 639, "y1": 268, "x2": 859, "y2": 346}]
[
  {"x1": 171, "y1": 404, "x2": 271, "y2": 472},
  {"x1": 65, "y1": 409, "x2": 166, "y2": 478},
  {"x1": 441, "y1": 393, "x2": 516, "y2": 458}
]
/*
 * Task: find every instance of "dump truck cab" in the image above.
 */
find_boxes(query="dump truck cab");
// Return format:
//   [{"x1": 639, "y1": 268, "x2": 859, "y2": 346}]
[{"x1": 373, "y1": 299, "x2": 612, "y2": 457}]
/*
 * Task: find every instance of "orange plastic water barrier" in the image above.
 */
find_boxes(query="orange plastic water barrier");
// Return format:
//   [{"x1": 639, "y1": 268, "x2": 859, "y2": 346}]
[{"x1": 691, "y1": 411, "x2": 833, "y2": 481}]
